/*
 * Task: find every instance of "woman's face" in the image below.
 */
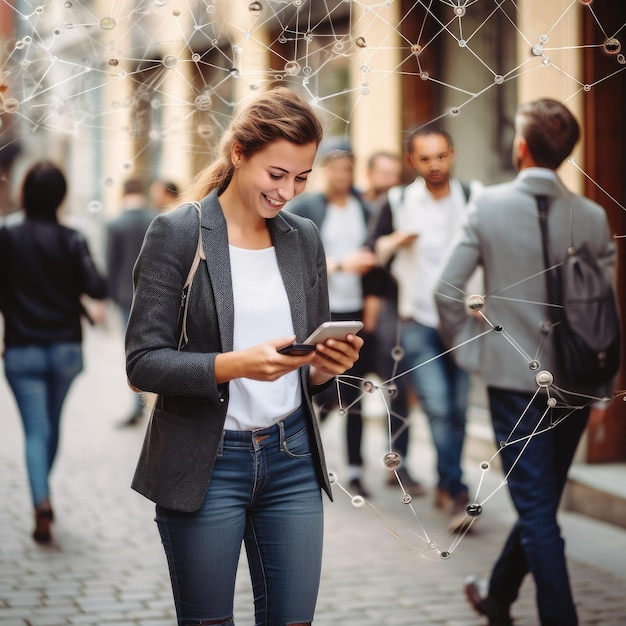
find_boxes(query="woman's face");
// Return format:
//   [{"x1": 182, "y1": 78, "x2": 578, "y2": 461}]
[{"x1": 232, "y1": 139, "x2": 317, "y2": 219}]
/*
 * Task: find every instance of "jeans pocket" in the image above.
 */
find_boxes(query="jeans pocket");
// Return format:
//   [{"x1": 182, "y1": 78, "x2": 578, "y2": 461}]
[{"x1": 281, "y1": 425, "x2": 313, "y2": 459}]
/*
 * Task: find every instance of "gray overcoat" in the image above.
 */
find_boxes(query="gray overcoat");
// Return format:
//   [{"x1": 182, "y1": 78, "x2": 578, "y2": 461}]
[{"x1": 435, "y1": 170, "x2": 616, "y2": 395}]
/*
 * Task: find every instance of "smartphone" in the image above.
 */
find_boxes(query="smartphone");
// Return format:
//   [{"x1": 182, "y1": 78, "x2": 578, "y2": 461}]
[{"x1": 277, "y1": 320, "x2": 363, "y2": 356}]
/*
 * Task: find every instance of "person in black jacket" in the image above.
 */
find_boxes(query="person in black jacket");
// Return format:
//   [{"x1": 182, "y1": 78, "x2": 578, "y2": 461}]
[{"x1": 0, "y1": 161, "x2": 108, "y2": 544}]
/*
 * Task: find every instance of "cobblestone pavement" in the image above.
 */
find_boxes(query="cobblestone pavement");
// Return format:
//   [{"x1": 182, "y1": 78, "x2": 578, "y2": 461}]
[{"x1": 2, "y1": 323, "x2": 626, "y2": 626}]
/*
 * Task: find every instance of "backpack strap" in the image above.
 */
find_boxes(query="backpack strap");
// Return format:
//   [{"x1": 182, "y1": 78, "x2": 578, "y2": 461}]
[
  {"x1": 535, "y1": 195, "x2": 562, "y2": 325},
  {"x1": 461, "y1": 182, "x2": 471, "y2": 203},
  {"x1": 178, "y1": 201, "x2": 205, "y2": 350}
]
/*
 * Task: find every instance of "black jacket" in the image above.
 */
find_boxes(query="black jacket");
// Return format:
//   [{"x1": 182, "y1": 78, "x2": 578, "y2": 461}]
[{"x1": 0, "y1": 217, "x2": 108, "y2": 346}]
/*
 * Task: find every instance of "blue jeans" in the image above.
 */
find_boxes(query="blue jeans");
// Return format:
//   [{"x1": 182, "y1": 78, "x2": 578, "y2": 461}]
[
  {"x1": 155, "y1": 406, "x2": 324, "y2": 626},
  {"x1": 4, "y1": 343, "x2": 83, "y2": 507},
  {"x1": 400, "y1": 320, "x2": 469, "y2": 497},
  {"x1": 487, "y1": 387, "x2": 589, "y2": 626}
]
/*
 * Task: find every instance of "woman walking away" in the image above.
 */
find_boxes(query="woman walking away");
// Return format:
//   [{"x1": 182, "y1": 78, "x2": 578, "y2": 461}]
[
  {"x1": 0, "y1": 161, "x2": 108, "y2": 544},
  {"x1": 126, "y1": 87, "x2": 363, "y2": 626}
]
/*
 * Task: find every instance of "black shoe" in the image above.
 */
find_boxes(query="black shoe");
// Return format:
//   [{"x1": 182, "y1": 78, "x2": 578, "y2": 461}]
[
  {"x1": 464, "y1": 576, "x2": 513, "y2": 626},
  {"x1": 348, "y1": 477, "x2": 371, "y2": 499}
]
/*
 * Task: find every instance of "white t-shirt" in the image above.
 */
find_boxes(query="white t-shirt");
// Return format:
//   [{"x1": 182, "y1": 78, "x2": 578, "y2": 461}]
[
  {"x1": 225, "y1": 245, "x2": 301, "y2": 430},
  {"x1": 389, "y1": 178, "x2": 471, "y2": 328},
  {"x1": 321, "y1": 197, "x2": 367, "y2": 313}
]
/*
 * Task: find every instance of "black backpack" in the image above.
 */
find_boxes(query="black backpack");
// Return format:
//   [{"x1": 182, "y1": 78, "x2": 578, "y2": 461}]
[{"x1": 536, "y1": 195, "x2": 621, "y2": 387}]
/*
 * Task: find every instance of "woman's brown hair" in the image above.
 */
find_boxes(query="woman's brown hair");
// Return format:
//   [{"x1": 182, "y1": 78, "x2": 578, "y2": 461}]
[{"x1": 181, "y1": 87, "x2": 324, "y2": 202}]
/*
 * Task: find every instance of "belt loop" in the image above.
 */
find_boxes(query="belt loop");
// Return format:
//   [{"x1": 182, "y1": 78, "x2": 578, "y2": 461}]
[{"x1": 278, "y1": 419, "x2": 286, "y2": 451}]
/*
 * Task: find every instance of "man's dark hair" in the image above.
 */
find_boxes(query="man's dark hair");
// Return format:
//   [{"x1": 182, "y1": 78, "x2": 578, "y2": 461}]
[
  {"x1": 516, "y1": 99, "x2": 580, "y2": 170},
  {"x1": 406, "y1": 125, "x2": 454, "y2": 154},
  {"x1": 22, "y1": 161, "x2": 67, "y2": 219},
  {"x1": 123, "y1": 178, "x2": 144, "y2": 196}
]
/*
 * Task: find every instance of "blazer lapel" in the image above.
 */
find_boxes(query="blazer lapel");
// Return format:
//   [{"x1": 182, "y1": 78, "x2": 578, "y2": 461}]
[
  {"x1": 270, "y1": 216, "x2": 308, "y2": 342},
  {"x1": 199, "y1": 191, "x2": 235, "y2": 353}
]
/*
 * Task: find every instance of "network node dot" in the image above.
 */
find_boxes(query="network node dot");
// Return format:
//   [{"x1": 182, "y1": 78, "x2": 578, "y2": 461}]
[
  {"x1": 361, "y1": 88, "x2": 369, "y2": 95},
  {"x1": 618, "y1": 54, "x2": 625, "y2": 65},
  {"x1": 531, "y1": 44, "x2": 544, "y2": 56},
  {"x1": 401, "y1": 494, "x2": 412, "y2": 504},
  {"x1": 604, "y1": 38, "x2": 621, "y2": 55},
  {"x1": 539, "y1": 34, "x2": 549, "y2": 43},
  {"x1": 163, "y1": 55, "x2": 178, "y2": 69},
  {"x1": 361, "y1": 379, "x2": 376, "y2": 393},
  {"x1": 458, "y1": 39, "x2": 466, "y2": 48},
  {"x1": 536, "y1": 370, "x2": 554, "y2": 387},
  {"x1": 529, "y1": 360, "x2": 540, "y2": 371},
  {"x1": 337, "y1": 408, "x2": 346, "y2": 417},
  {"x1": 547, "y1": 397, "x2": 557, "y2": 408},
  {"x1": 499, "y1": 440, "x2": 507, "y2": 449},
  {"x1": 428, "y1": 541, "x2": 437, "y2": 549},
  {"x1": 249, "y1": 1, "x2": 262, "y2": 12},
  {"x1": 328, "y1": 471, "x2": 337, "y2": 484},
  {"x1": 391, "y1": 346, "x2": 405, "y2": 362},
  {"x1": 454, "y1": 6, "x2": 466, "y2": 17},
  {"x1": 451, "y1": 108, "x2": 460, "y2": 116},
  {"x1": 440, "y1": 551, "x2": 451, "y2": 560},
  {"x1": 303, "y1": 66, "x2": 312, "y2": 75},
  {"x1": 351, "y1": 495, "x2": 365, "y2": 508},
  {"x1": 63, "y1": 1, "x2": 72, "y2": 7},
  {"x1": 465, "y1": 294, "x2": 485, "y2": 312},
  {"x1": 356, "y1": 36, "x2": 366, "y2": 48},
  {"x1": 284, "y1": 61, "x2": 301, "y2": 75},
  {"x1": 4, "y1": 98, "x2": 20, "y2": 113},
  {"x1": 480, "y1": 461, "x2": 490, "y2": 471},
  {"x1": 420, "y1": 72, "x2": 429, "y2": 80},
  {"x1": 192, "y1": 53, "x2": 201, "y2": 62},
  {"x1": 466, "y1": 503, "x2": 482, "y2": 517},
  {"x1": 108, "y1": 59, "x2": 119, "y2": 67},
  {"x1": 383, "y1": 452, "x2": 402, "y2": 471},
  {"x1": 494, "y1": 75, "x2": 504, "y2": 84},
  {"x1": 494, "y1": 325, "x2": 503, "y2": 333},
  {"x1": 87, "y1": 200, "x2": 102, "y2": 214},
  {"x1": 583, "y1": 84, "x2": 591, "y2": 92},
  {"x1": 100, "y1": 17, "x2": 116, "y2": 30},
  {"x1": 411, "y1": 44, "x2": 421, "y2": 55},
  {"x1": 194, "y1": 94, "x2": 213, "y2": 111}
]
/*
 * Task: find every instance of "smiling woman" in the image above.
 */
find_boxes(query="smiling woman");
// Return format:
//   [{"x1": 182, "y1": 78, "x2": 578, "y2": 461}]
[{"x1": 125, "y1": 86, "x2": 364, "y2": 626}]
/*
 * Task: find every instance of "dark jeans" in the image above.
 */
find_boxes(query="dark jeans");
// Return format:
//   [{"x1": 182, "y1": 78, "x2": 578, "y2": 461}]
[
  {"x1": 401, "y1": 320, "x2": 469, "y2": 496},
  {"x1": 316, "y1": 306, "x2": 412, "y2": 467},
  {"x1": 487, "y1": 387, "x2": 589, "y2": 626},
  {"x1": 156, "y1": 406, "x2": 323, "y2": 626}
]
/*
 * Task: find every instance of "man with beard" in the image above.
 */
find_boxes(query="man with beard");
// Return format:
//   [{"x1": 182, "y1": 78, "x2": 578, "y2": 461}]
[{"x1": 368, "y1": 126, "x2": 480, "y2": 532}]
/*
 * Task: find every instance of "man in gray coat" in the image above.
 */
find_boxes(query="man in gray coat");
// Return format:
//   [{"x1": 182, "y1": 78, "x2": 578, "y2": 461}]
[
  {"x1": 106, "y1": 178, "x2": 157, "y2": 426},
  {"x1": 435, "y1": 99, "x2": 616, "y2": 625}
]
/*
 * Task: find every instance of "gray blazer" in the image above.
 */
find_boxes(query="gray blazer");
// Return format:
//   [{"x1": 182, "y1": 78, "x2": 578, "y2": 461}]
[
  {"x1": 435, "y1": 170, "x2": 616, "y2": 395},
  {"x1": 126, "y1": 190, "x2": 332, "y2": 512},
  {"x1": 106, "y1": 206, "x2": 158, "y2": 311}
]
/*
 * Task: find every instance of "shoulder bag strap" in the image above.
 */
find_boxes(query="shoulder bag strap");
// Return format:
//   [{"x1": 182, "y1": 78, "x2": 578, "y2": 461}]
[{"x1": 178, "y1": 201, "x2": 205, "y2": 350}]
